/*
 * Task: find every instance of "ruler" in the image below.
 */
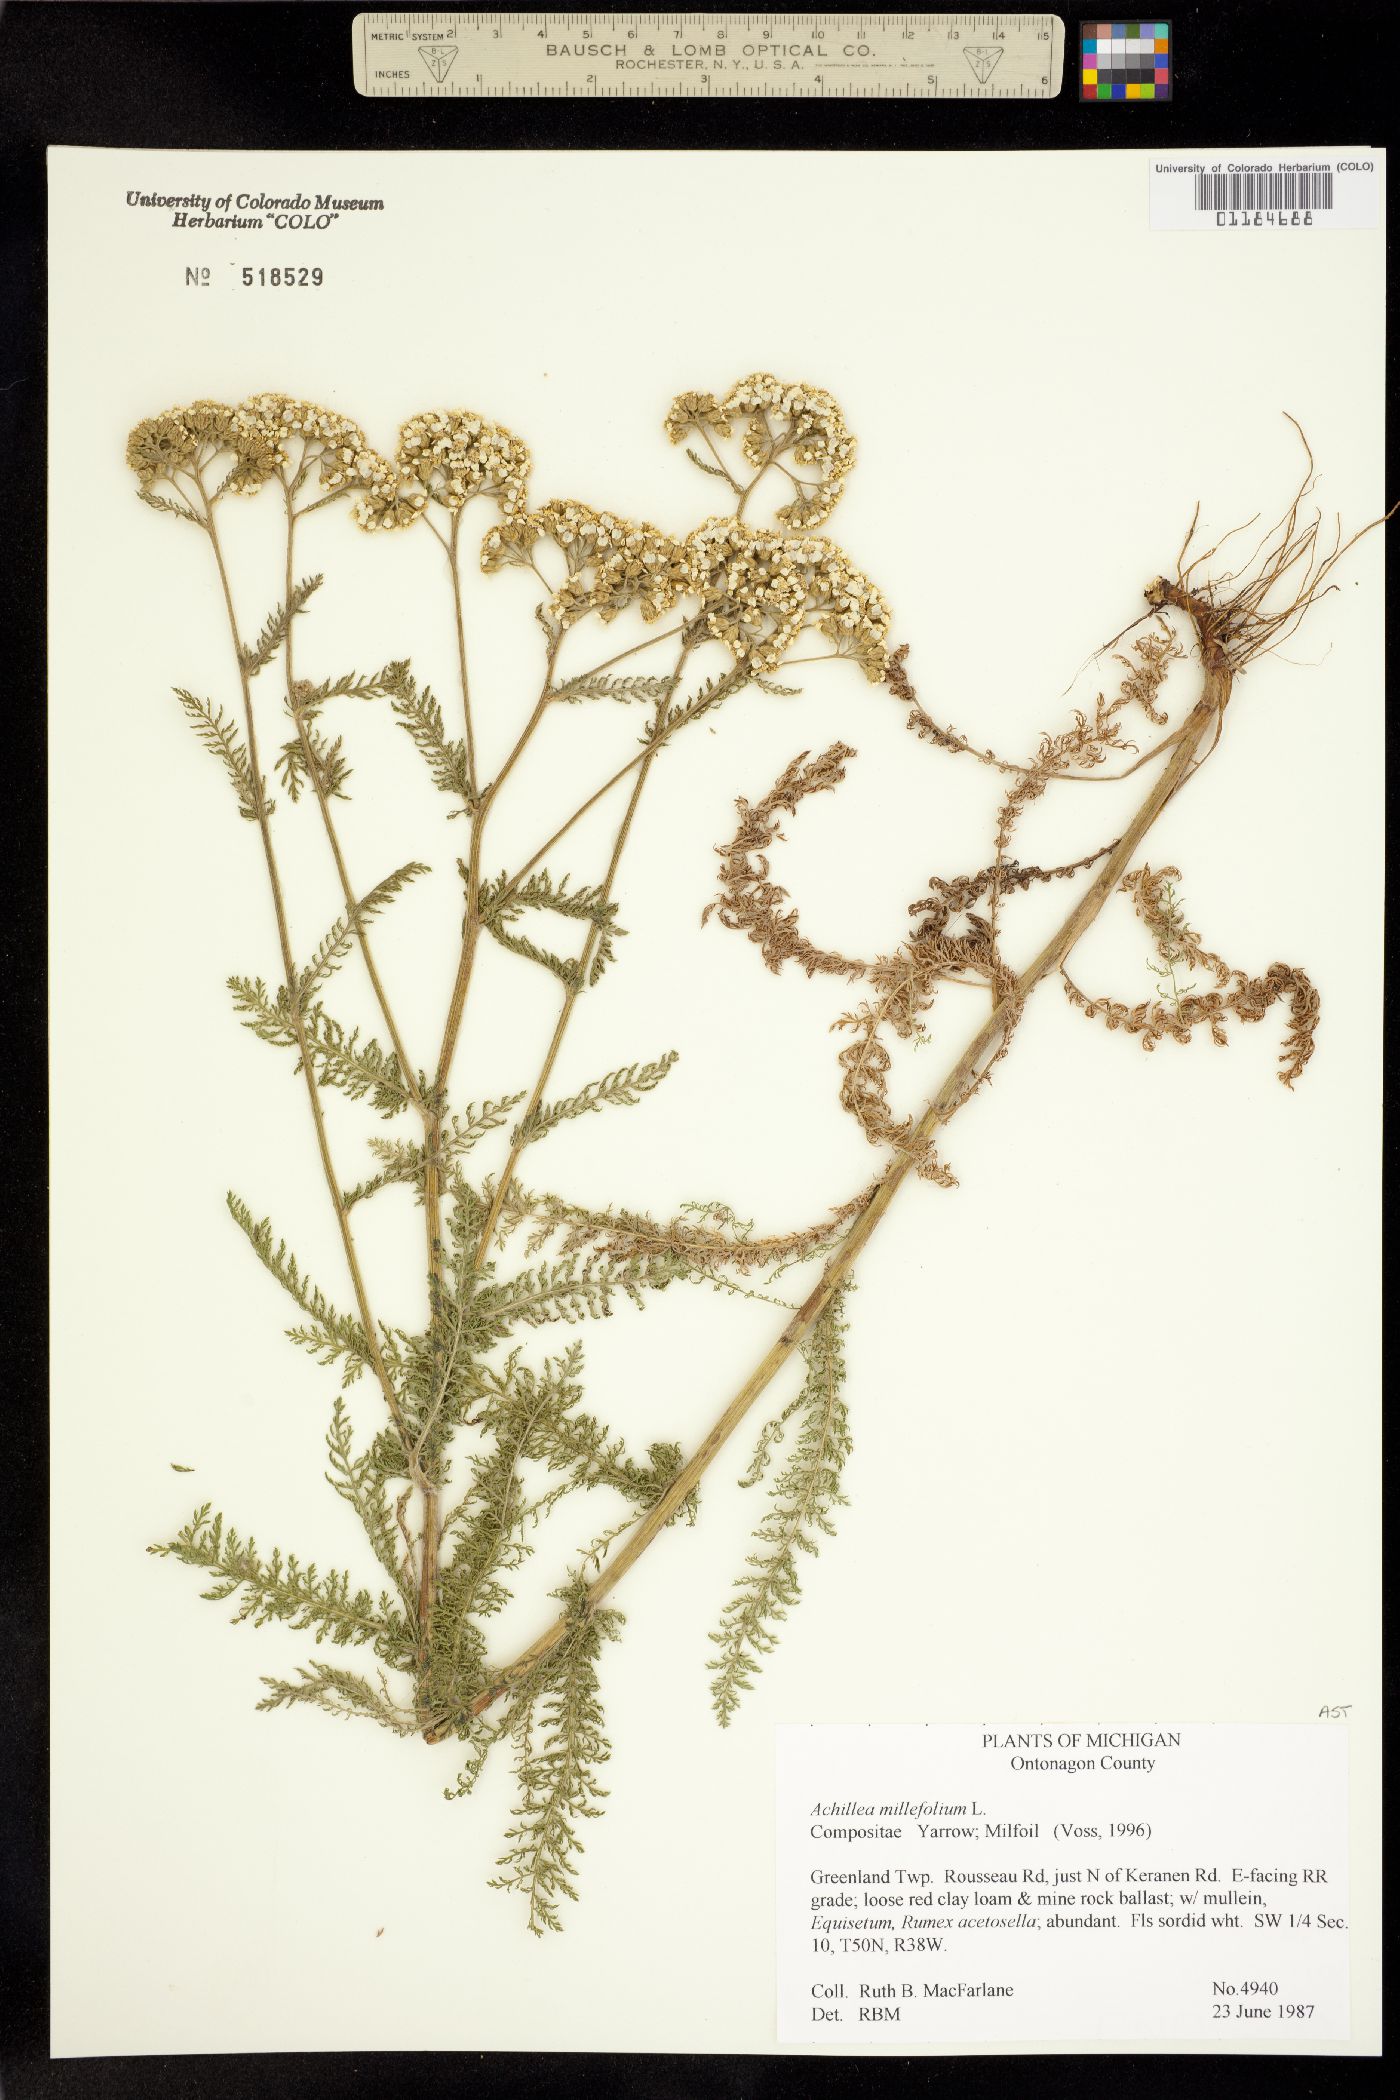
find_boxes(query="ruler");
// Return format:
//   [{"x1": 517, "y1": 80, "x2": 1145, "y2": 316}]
[{"x1": 352, "y1": 13, "x2": 1065, "y2": 99}]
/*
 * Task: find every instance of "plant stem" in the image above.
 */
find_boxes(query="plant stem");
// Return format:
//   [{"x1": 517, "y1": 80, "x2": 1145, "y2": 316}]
[
  {"x1": 491, "y1": 660, "x2": 733, "y2": 912},
  {"x1": 470, "y1": 646, "x2": 694, "y2": 1268},
  {"x1": 198, "y1": 485, "x2": 418, "y2": 1493},
  {"x1": 470, "y1": 634, "x2": 1228, "y2": 1715},
  {"x1": 447, "y1": 509, "x2": 480, "y2": 802},
  {"x1": 418, "y1": 621, "x2": 683, "y2": 1734},
  {"x1": 415, "y1": 509, "x2": 490, "y2": 1683},
  {"x1": 280, "y1": 488, "x2": 426, "y2": 1111},
  {"x1": 277, "y1": 484, "x2": 443, "y2": 1681}
]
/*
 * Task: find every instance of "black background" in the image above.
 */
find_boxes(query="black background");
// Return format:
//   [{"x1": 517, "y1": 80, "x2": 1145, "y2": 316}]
[{"x1": 1, "y1": 3, "x2": 1392, "y2": 2096}]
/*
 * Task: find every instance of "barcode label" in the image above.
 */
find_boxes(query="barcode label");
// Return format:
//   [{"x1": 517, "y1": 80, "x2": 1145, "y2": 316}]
[
  {"x1": 1150, "y1": 151, "x2": 1380, "y2": 231},
  {"x1": 1193, "y1": 168, "x2": 1333, "y2": 212}
]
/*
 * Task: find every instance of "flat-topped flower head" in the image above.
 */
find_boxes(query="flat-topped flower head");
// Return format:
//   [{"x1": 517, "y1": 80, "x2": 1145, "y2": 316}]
[
  {"x1": 126, "y1": 400, "x2": 277, "y2": 502},
  {"x1": 663, "y1": 390, "x2": 731, "y2": 447},
  {"x1": 480, "y1": 515, "x2": 544, "y2": 574},
  {"x1": 233, "y1": 393, "x2": 369, "y2": 497},
  {"x1": 666, "y1": 373, "x2": 857, "y2": 530},
  {"x1": 344, "y1": 448, "x2": 428, "y2": 533},
  {"x1": 397, "y1": 410, "x2": 531, "y2": 518},
  {"x1": 685, "y1": 518, "x2": 891, "y2": 681},
  {"x1": 483, "y1": 499, "x2": 689, "y2": 627}
]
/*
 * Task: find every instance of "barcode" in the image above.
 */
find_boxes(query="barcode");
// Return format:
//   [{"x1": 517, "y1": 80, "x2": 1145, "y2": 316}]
[{"x1": 1193, "y1": 169, "x2": 1334, "y2": 212}]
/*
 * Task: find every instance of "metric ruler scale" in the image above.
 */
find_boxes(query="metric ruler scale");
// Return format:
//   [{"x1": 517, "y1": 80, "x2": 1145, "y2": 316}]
[{"x1": 353, "y1": 14, "x2": 1065, "y2": 99}]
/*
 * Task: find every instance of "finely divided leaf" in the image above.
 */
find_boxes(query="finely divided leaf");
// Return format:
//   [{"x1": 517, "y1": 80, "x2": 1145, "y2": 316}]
[
  {"x1": 175, "y1": 690, "x2": 268, "y2": 822},
  {"x1": 490, "y1": 1580, "x2": 623, "y2": 1935},
  {"x1": 640, "y1": 662, "x2": 750, "y2": 751},
  {"x1": 514, "y1": 1052, "x2": 679, "y2": 1147},
  {"x1": 226, "y1": 1192, "x2": 372, "y2": 1382},
  {"x1": 550, "y1": 672, "x2": 677, "y2": 705},
  {"x1": 293, "y1": 662, "x2": 411, "y2": 710},
  {"x1": 300, "y1": 1007, "x2": 414, "y2": 1115},
  {"x1": 139, "y1": 487, "x2": 205, "y2": 527},
  {"x1": 325, "y1": 1397, "x2": 412, "y2": 1600},
  {"x1": 684, "y1": 445, "x2": 734, "y2": 482},
  {"x1": 239, "y1": 573, "x2": 323, "y2": 677},
  {"x1": 477, "y1": 868, "x2": 623, "y2": 992},
  {"x1": 150, "y1": 1503, "x2": 413, "y2": 1666},
  {"x1": 295, "y1": 861, "x2": 430, "y2": 1010},
  {"x1": 389, "y1": 667, "x2": 474, "y2": 806},
  {"x1": 340, "y1": 1094, "x2": 526, "y2": 1210},
  {"x1": 708, "y1": 1294, "x2": 851, "y2": 1726},
  {"x1": 256, "y1": 1662, "x2": 420, "y2": 1734},
  {"x1": 228, "y1": 979, "x2": 415, "y2": 1117},
  {"x1": 277, "y1": 726, "x2": 352, "y2": 804}
]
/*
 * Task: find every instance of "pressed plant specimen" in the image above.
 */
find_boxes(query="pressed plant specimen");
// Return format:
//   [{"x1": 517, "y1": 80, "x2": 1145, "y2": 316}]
[{"x1": 130, "y1": 381, "x2": 1376, "y2": 1933}]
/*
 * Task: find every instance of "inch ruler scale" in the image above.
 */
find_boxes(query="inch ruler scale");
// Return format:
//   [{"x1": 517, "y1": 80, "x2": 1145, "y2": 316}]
[{"x1": 353, "y1": 13, "x2": 1065, "y2": 99}]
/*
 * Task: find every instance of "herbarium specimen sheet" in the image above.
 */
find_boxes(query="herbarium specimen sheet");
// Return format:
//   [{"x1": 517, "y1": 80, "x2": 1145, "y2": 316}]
[{"x1": 49, "y1": 148, "x2": 1384, "y2": 2056}]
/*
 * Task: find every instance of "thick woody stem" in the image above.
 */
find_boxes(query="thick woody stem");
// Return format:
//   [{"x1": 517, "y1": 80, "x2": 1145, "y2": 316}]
[{"x1": 469, "y1": 599, "x2": 1229, "y2": 1716}]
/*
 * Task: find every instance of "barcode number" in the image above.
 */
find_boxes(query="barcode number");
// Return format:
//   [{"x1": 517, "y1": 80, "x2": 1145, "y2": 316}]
[{"x1": 1194, "y1": 169, "x2": 1333, "y2": 212}]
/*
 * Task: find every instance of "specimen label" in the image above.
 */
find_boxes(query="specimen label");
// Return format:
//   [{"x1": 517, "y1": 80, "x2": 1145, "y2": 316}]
[
  {"x1": 351, "y1": 13, "x2": 1065, "y2": 98},
  {"x1": 777, "y1": 1725, "x2": 1349, "y2": 2045},
  {"x1": 1149, "y1": 150, "x2": 1382, "y2": 228}
]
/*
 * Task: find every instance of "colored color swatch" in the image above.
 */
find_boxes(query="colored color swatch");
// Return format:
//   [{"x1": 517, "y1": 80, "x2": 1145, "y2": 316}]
[{"x1": 1080, "y1": 20, "x2": 1172, "y2": 100}]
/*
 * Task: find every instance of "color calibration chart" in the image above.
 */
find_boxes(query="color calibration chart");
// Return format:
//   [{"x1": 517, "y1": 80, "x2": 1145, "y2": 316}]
[{"x1": 1081, "y1": 19, "x2": 1171, "y2": 99}]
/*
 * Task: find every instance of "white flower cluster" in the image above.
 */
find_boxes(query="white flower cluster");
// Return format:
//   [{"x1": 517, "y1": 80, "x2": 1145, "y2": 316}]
[
  {"x1": 396, "y1": 409, "x2": 530, "y2": 518},
  {"x1": 126, "y1": 388, "x2": 892, "y2": 683},
  {"x1": 664, "y1": 372, "x2": 857, "y2": 529},
  {"x1": 663, "y1": 389, "x2": 729, "y2": 446},
  {"x1": 230, "y1": 396, "x2": 428, "y2": 529},
  {"x1": 126, "y1": 393, "x2": 531, "y2": 532},
  {"x1": 723, "y1": 373, "x2": 856, "y2": 527},
  {"x1": 684, "y1": 518, "x2": 891, "y2": 681},
  {"x1": 343, "y1": 449, "x2": 429, "y2": 532},
  {"x1": 125, "y1": 399, "x2": 277, "y2": 496},
  {"x1": 233, "y1": 393, "x2": 369, "y2": 496},
  {"x1": 482, "y1": 499, "x2": 689, "y2": 627}
]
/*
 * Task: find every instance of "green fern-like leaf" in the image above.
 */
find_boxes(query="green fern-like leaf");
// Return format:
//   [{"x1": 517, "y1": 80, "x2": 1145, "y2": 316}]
[
  {"x1": 276, "y1": 726, "x2": 352, "y2": 804},
  {"x1": 149, "y1": 1503, "x2": 414, "y2": 1665},
  {"x1": 310, "y1": 1008, "x2": 411, "y2": 1113},
  {"x1": 472, "y1": 1252, "x2": 671, "y2": 1337},
  {"x1": 389, "y1": 666, "x2": 474, "y2": 807},
  {"x1": 477, "y1": 868, "x2": 624, "y2": 992},
  {"x1": 684, "y1": 445, "x2": 735, "y2": 482},
  {"x1": 293, "y1": 661, "x2": 411, "y2": 711},
  {"x1": 302, "y1": 1007, "x2": 413, "y2": 1116},
  {"x1": 228, "y1": 979, "x2": 415, "y2": 1118},
  {"x1": 238, "y1": 573, "x2": 323, "y2": 677},
  {"x1": 256, "y1": 1661, "x2": 420, "y2": 1733},
  {"x1": 708, "y1": 1292, "x2": 851, "y2": 1726},
  {"x1": 427, "y1": 1340, "x2": 688, "y2": 1734},
  {"x1": 490, "y1": 1578, "x2": 623, "y2": 1935},
  {"x1": 139, "y1": 487, "x2": 205, "y2": 527},
  {"x1": 226, "y1": 1191, "x2": 371, "y2": 1382},
  {"x1": 295, "y1": 861, "x2": 430, "y2": 1010},
  {"x1": 340, "y1": 1094, "x2": 525, "y2": 1209},
  {"x1": 550, "y1": 672, "x2": 677, "y2": 705},
  {"x1": 641, "y1": 661, "x2": 750, "y2": 749},
  {"x1": 325, "y1": 1397, "x2": 411, "y2": 1600},
  {"x1": 427, "y1": 1348, "x2": 578, "y2": 1721},
  {"x1": 175, "y1": 690, "x2": 268, "y2": 822},
  {"x1": 228, "y1": 974, "x2": 298, "y2": 1048},
  {"x1": 514, "y1": 1051, "x2": 679, "y2": 1147}
]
